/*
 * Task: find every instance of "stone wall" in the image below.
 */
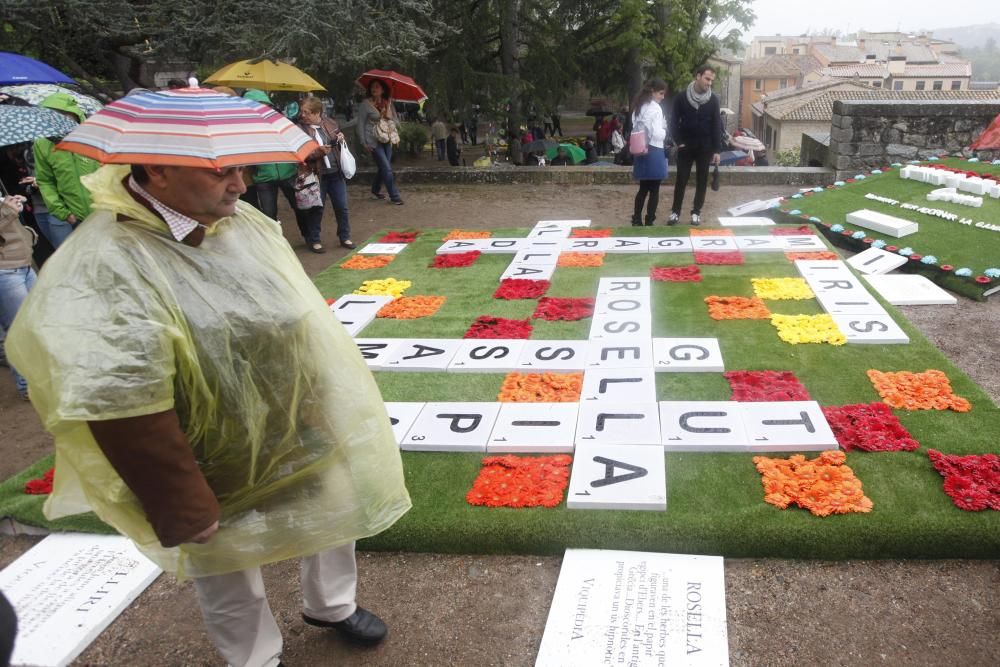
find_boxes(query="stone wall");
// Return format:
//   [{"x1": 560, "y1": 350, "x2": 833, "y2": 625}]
[
  {"x1": 828, "y1": 100, "x2": 1000, "y2": 177},
  {"x1": 800, "y1": 133, "x2": 829, "y2": 168}
]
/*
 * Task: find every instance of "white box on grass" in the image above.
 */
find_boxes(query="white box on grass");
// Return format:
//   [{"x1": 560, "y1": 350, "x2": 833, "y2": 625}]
[
  {"x1": 659, "y1": 401, "x2": 749, "y2": 452},
  {"x1": 845, "y1": 209, "x2": 918, "y2": 238},
  {"x1": 735, "y1": 235, "x2": 786, "y2": 252},
  {"x1": 652, "y1": 338, "x2": 725, "y2": 373},
  {"x1": 597, "y1": 276, "x2": 651, "y2": 296},
  {"x1": 862, "y1": 274, "x2": 957, "y2": 306},
  {"x1": 646, "y1": 237, "x2": 694, "y2": 253},
  {"x1": 691, "y1": 236, "x2": 739, "y2": 253},
  {"x1": 510, "y1": 248, "x2": 560, "y2": 265},
  {"x1": 358, "y1": 242, "x2": 408, "y2": 255},
  {"x1": 604, "y1": 237, "x2": 650, "y2": 253},
  {"x1": 781, "y1": 235, "x2": 828, "y2": 252},
  {"x1": 586, "y1": 339, "x2": 654, "y2": 369},
  {"x1": 384, "y1": 402, "x2": 426, "y2": 444},
  {"x1": 381, "y1": 339, "x2": 463, "y2": 371},
  {"x1": 517, "y1": 340, "x2": 590, "y2": 370},
  {"x1": 436, "y1": 239, "x2": 488, "y2": 254},
  {"x1": 831, "y1": 313, "x2": 910, "y2": 344},
  {"x1": 846, "y1": 247, "x2": 909, "y2": 275},
  {"x1": 354, "y1": 338, "x2": 403, "y2": 368},
  {"x1": 447, "y1": 339, "x2": 528, "y2": 372},
  {"x1": 481, "y1": 238, "x2": 526, "y2": 254},
  {"x1": 499, "y1": 263, "x2": 556, "y2": 282},
  {"x1": 566, "y1": 444, "x2": 667, "y2": 511},
  {"x1": 401, "y1": 402, "x2": 502, "y2": 451},
  {"x1": 581, "y1": 368, "x2": 658, "y2": 403},
  {"x1": 740, "y1": 401, "x2": 838, "y2": 452},
  {"x1": 719, "y1": 216, "x2": 775, "y2": 227},
  {"x1": 588, "y1": 311, "x2": 653, "y2": 341},
  {"x1": 575, "y1": 402, "x2": 661, "y2": 446}
]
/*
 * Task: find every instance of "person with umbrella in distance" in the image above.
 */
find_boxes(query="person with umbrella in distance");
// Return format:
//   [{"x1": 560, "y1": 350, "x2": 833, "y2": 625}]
[
  {"x1": 32, "y1": 93, "x2": 98, "y2": 247},
  {"x1": 5, "y1": 88, "x2": 411, "y2": 667},
  {"x1": 357, "y1": 78, "x2": 404, "y2": 205}
]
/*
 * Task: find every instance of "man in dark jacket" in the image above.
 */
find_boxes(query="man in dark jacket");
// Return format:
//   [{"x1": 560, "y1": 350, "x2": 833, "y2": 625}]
[{"x1": 668, "y1": 65, "x2": 722, "y2": 226}]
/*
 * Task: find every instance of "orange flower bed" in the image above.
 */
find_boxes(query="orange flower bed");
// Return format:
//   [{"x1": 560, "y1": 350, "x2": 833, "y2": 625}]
[
  {"x1": 689, "y1": 228, "x2": 734, "y2": 236},
  {"x1": 704, "y1": 295, "x2": 771, "y2": 320},
  {"x1": 557, "y1": 252, "x2": 605, "y2": 267},
  {"x1": 340, "y1": 254, "x2": 395, "y2": 270},
  {"x1": 569, "y1": 228, "x2": 613, "y2": 238},
  {"x1": 377, "y1": 296, "x2": 446, "y2": 319},
  {"x1": 753, "y1": 450, "x2": 873, "y2": 517},
  {"x1": 466, "y1": 454, "x2": 572, "y2": 508},
  {"x1": 498, "y1": 372, "x2": 583, "y2": 402},
  {"x1": 866, "y1": 369, "x2": 972, "y2": 412},
  {"x1": 442, "y1": 229, "x2": 492, "y2": 240},
  {"x1": 784, "y1": 251, "x2": 840, "y2": 261}
]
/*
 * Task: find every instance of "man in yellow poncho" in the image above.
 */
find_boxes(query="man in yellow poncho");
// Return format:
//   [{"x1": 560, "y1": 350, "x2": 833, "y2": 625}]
[{"x1": 7, "y1": 159, "x2": 411, "y2": 667}]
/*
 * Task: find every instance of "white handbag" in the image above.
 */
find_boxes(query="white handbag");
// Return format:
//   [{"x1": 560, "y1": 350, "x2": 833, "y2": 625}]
[{"x1": 339, "y1": 143, "x2": 356, "y2": 179}]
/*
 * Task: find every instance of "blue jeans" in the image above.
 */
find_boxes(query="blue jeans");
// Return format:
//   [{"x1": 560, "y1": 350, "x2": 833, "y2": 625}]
[
  {"x1": 435, "y1": 139, "x2": 446, "y2": 160},
  {"x1": 255, "y1": 177, "x2": 301, "y2": 225},
  {"x1": 370, "y1": 143, "x2": 401, "y2": 203},
  {"x1": 47, "y1": 217, "x2": 75, "y2": 248},
  {"x1": 33, "y1": 210, "x2": 53, "y2": 244},
  {"x1": 0, "y1": 266, "x2": 37, "y2": 395},
  {"x1": 319, "y1": 172, "x2": 350, "y2": 242}
]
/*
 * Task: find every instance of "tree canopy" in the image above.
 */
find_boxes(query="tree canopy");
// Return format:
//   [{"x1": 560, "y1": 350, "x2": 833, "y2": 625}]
[{"x1": 1, "y1": 0, "x2": 754, "y2": 121}]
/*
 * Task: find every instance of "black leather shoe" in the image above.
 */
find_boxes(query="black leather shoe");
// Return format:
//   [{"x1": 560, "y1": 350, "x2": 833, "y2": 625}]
[
  {"x1": 302, "y1": 607, "x2": 388, "y2": 646},
  {"x1": 340, "y1": 239, "x2": 356, "y2": 249}
]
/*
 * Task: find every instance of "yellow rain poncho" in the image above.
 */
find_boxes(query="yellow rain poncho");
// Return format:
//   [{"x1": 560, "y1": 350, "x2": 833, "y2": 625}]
[{"x1": 7, "y1": 164, "x2": 411, "y2": 579}]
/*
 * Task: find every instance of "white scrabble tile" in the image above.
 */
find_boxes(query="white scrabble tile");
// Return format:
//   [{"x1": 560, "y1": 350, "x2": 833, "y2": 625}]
[
  {"x1": 561, "y1": 238, "x2": 613, "y2": 253},
  {"x1": 815, "y1": 292, "x2": 888, "y2": 316},
  {"x1": 566, "y1": 442, "x2": 667, "y2": 510},
  {"x1": 691, "y1": 236, "x2": 739, "y2": 253},
  {"x1": 604, "y1": 237, "x2": 650, "y2": 253},
  {"x1": 739, "y1": 401, "x2": 838, "y2": 452},
  {"x1": 862, "y1": 274, "x2": 957, "y2": 305},
  {"x1": 482, "y1": 238, "x2": 527, "y2": 254},
  {"x1": 354, "y1": 338, "x2": 403, "y2": 368},
  {"x1": 846, "y1": 247, "x2": 909, "y2": 275},
  {"x1": 358, "y1": 242, "x2": 408, "y2": 255},
  {"x1": 487, "y1": 403, "x2": 579, "y2": 453},
  {"x1": 447, "y1": 339, "x2": 528, "y2": 372},
  {"x1": 381, "y1": 339, "x2": 463, "y2": 371},
  {"x1": 436, "y1": 239, "x2": 488, "y2": 254},
  {"x1": 735, "y1": 235, "x2": 787, "y2": 252},
  {"x1": 780, "y1": 234, "x2": 830, "y2": 251},
  {"x1": 586, "y1": 339, "x2": 654, "y2": 369},
  {"x1": 510, "y1": 248, "x2": 561, "y2": 265},
  {"x1": 652, "y1": 338, "x2": 725, "y2": 373},
  {"x1": 535, "y1": 219, "x2": 591, "y2": 228},
  {"x1": 594, "y1": 294, "x2": 651, "y2": 318},
  {"x1": 830, "y1": 313, "x2": 910, "y2": 344},
  {"x1": 588, "y1": 311, "x2": 653, "y2": 341},
  {"x1": 647, "y1": 237, "x2": 694, "y2": 253},
  {"x1": 401, "y1": 402, "x2": 502, "y2": 451},
  {"x1": 597, "y1": 276, "x2": 651, "y2": 296},
  {"x1": 384, "y1": 402, "x2": 425, "y2": 444},
  {"x1": 330, "y1": 295, "x2": 395, "y2": 324},
  {"x1": 516, "y1": 340, "x2": 590, "y2": 370},
  {"x1": 499, "y1": 262, "x2": 556, "y2": 282},
  {"x1": 845, "y1": 209, "x2": 918, "y2": 238},
  {"x1": 659, "y1": 401, "x2": 749, "y2": 452},
  {"x1": 581, "y1": 368, "x2": 658, "y2": 403},
  {"x1": 575, "y1": 402, "x2": 661, "y2": 445},
  {"x1": 719, "y1": 216, "x2": 776, "y2": 226},
  {"x1": 527, "y1": 225, "x2": 573, "y2": 239}
]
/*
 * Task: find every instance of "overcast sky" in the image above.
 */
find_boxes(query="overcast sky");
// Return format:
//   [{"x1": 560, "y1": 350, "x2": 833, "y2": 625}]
[{"x1": 745, "y1": 0, "x2": 1000, "y2": 38}]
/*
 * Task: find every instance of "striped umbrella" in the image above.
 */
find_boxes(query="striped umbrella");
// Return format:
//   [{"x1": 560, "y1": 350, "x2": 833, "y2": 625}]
[{"x1": 55, "y1": 87, "x2": 318, "y2": 169}]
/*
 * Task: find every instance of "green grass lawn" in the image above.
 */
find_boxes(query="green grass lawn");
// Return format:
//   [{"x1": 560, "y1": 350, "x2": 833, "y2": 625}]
[
  {"x1": 4, "y1": 225, "x2": 999, "y2": 558},
  {"x1": 788, "y1": 159, "x2": 1000, "y2": 275}
]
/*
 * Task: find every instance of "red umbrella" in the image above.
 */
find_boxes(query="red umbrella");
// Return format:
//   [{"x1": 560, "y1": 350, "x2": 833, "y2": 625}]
[{"x1": 356, "y1": 69, "x2": 428, "y2": 103}]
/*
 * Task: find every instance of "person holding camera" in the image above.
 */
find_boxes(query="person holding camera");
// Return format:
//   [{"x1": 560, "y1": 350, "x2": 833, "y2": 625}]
[{"x1": 298, "y1": 97, "x2": 355, "y2": 251}]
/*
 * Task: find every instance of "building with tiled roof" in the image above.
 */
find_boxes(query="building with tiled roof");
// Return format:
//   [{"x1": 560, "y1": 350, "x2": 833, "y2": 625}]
[
  {"x1": 750, "y1": 83, "x2": 1000, "y2": 153},
  {"x1": 738, "y1": 54, "x2": 824, "y2": 128}
]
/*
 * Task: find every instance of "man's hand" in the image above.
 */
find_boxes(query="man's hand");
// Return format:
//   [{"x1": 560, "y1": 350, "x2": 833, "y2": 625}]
[
  {"x1": 18, "y1": 176, "x2": 36, "y2": 187},
  {"x1": 711, "y1": 153, "x2": 721, "y2": 166},
  {"x1": 188, "y1": 521, "x2": 219, "y2": 544}
]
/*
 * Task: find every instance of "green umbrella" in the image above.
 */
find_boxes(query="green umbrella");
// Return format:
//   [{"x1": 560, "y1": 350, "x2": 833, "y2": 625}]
[{"x1": 546, "y1": 143, "x2": 586, "y2": 164}]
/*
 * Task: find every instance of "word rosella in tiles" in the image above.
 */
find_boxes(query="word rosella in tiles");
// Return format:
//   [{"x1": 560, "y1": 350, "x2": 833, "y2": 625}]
[
  {"x1": 586, "y1": 339, "x2": 654, "y2": 369},
  {"x1": 597, "y1": 276, "x2": 651, "y2": 296}
]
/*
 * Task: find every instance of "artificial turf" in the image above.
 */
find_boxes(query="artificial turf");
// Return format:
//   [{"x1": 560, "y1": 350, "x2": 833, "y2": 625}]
[
  {"x1": 3, "y1": 225, "x2": 999, "y2": 558},
  {"x1": 787, "y1": 159, "x2": 1000, "y2": 275}
]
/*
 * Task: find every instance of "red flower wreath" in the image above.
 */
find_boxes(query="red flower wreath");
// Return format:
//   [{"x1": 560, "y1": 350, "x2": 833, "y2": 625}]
[
  {"x1": 494, "y1": 279, "x2": 551, "y2": 300},
  {"x1": 431, "y1": 251, "x2": 481, "y2": 268},
  {"x1": 466, "y1": 455, "x2": 573, "y2": 508},
  {"x1": 651, "y1": 265, "x2": 702, "y2": 282},
  {"x1": 464, "y1": 316, "x2": 533, "y2": 339},
  {"x1": 821, "y1": 403, "x2": 919, "y2": 452},
  {"x1": 533, "y1": 297, "x2": 595, "y2": 321},
  {"x1": 725, "y1": 370, "x2": 811, "y2": 402}
]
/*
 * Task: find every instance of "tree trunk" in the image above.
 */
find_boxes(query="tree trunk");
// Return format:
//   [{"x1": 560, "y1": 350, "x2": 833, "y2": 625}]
[
  {"x1": 625, "y1": 46, "x2": 643, "y2": 110},
  {"x1": 498, "y1": 0, "x2": 521, "y2": 138}
]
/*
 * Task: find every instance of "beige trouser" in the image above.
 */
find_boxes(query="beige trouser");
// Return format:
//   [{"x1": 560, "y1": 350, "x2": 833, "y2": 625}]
[{"x1": 192, "y1": 542, "x2": 358, "y2": 667}]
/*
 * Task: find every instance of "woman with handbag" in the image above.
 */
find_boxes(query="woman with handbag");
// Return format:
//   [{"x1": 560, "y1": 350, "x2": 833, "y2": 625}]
[
  {"x1": 356, "y1": 79, "x2": 403, "y2": 205},
  {"x1": 0, "y1": 194, "x2": 36, "y2": 400},
  {"x1": 629, "y1": 79, "x2": 668, "y2": 226},
  {"x1": 298, "y1": 97, "x2": 356, "y2": 251}
]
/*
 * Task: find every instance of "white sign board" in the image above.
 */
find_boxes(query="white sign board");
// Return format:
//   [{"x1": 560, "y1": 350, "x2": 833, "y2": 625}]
[
  {"x1": 535, "y1": 549, "x2": 728, "y2": 667},
  {"x1": 0, "y1": 534, "x2": 161, "y2": 667}
]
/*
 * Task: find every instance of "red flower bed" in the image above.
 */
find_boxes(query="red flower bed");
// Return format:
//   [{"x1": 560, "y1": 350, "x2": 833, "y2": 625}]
[
  {"x1": 569, "y1": 228, "x2": 613, "y2": 238},
  {"x1": 651, "y1": 265, "x2": 702, "y2": 282},
  {"x1": 725, "y1": 370, "x2": 811, "y2": 402},
  {"x1": 464, "y1": 316, "x2": 533, "y2": 339},
  {"x1": 378, "y1": 231, "x2": 419, "y2": 243},
  {"x1": 533, "y1": 297, "x2": 595, "y2": 321},
  {"x1": 24, "y1": 467, "x2": 54, "y2": 495},
  {"x1": 821, "y1": 403, "x2": 919, "y2": 452},
  {"x1": 927, "y1": 449, "x2": 1000, "y2": 511},
  {"x1": 430, "y1": 251, "x2": 481, "y2": 268},
  {"x1": 694, "y1": 251, "x2": 744, "y2": 265},
  {"x1": 466, "y1": 454, "x2": 573, "y2": 508},
  {"x1": 494, "y1": 279, "x2": 550, "y2": 300}
]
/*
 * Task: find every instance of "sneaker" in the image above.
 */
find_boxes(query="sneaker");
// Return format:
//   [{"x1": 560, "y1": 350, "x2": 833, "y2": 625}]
[
  {"x1": 667, "y1": 213, "x2": 680, "y2": 226},
  {"x1": 690, "y1": 213, "x2": 701, "y2": 226}
]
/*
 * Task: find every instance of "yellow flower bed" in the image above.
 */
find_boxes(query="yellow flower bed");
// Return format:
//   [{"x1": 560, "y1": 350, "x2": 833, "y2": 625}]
[
  {"x1": 353, "y1": 278, "x2": 412, "y2": 297},
  {"x1": 770, "y1": 314, "x2": 846, "y2": 346},
  {"x1": 752, "y1": 277, "x2": 815, "y2": 301}
]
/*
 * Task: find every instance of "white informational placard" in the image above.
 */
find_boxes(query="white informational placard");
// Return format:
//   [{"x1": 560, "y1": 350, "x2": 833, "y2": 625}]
[
  {"x1": 862, "y1": 274, "x2": 958, "y2": 305},
  {"x1": 0, "y1": 534, "x2": 161, "y2": 667},
  {"x1": 535, "y1": 549, "x2": 728, "y2": 667},
  {"x1": 358, "y1": 242, "x2": 409, "y2": 255},
  {"x1": 718, "y1": 216, "x2": 775, "y2": 227}
]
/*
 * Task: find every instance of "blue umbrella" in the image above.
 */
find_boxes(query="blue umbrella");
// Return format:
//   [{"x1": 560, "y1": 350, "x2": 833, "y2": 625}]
[
  {"x1": 0, "y1": 52, "x2": 74, "y2": 86},
  {"x1": 0, "y1": 105, "x2": 78, "y2": 147}
]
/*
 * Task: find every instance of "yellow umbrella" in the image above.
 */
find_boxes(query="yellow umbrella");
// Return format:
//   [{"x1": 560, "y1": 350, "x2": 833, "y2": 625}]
[{"x1": 204, "y1": 58, "x2": 326, "y2": 92}]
